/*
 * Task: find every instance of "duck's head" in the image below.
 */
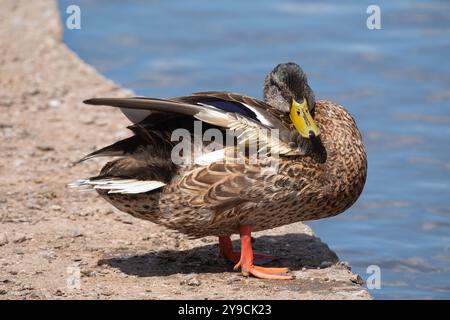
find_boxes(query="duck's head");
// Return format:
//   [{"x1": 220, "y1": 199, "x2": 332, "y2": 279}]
[{"x1": 264, "y1": 62, "x2": 319, "y2": 140}]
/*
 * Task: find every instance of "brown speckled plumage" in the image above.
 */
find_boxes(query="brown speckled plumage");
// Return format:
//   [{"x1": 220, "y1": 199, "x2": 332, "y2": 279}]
[{"x1": 76, "y1": 63, "x2": 367, "y2": 241}]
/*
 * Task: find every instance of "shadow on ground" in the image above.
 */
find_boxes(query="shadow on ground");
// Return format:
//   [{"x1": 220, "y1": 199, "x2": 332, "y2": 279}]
[{"x1": 98, "y1": 233, "x2": 338, "y2": 277}]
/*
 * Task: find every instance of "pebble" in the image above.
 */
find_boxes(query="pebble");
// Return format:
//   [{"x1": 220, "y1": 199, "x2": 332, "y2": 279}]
[
  {"x1": 26, "y1": 203, "x2": 42, "y2": 210},
  {"x1": 0, "y1": 289, "x2": 6, "y2": 295},
  {"x1": 350, "y1": 274, "x2": 363, "y2": 285},
  {"x1": 0, "y1": 277, "x2": 11, "y2": 284},
  {"x1": 180, "y1": 275, "x2": 201, "y2": 286},
  {"x1": 42, "y1": 250, "x2": 57, "y2": 261},
  {"x1": 47, "y1": 99, "x2": 61, "y2": 108},
  {"x1": 12, "y1": 233, "x2": 30, "y2": 243},
  {"x1": 78, "y1": 211, "x2": 91, "y2": 217},
  {"x1": 187, "y1": 278, "x2": 201, "y2": 286},
  {"x1": 226, "y1": 275, "x2": 241, "y2": 284},
  {"x1": 0, "y1": 233, "x2": 8, "y2": 246},
  {"x1": 36, "y1": 145, "x2": 54, "y2": 152},
  {"x1": 28, "y1": 88, "x2": 40, "y2": 96},
  {"x1": 54, "y1": 289, "x2": 64, "y2": 296},
  {"x1": 70, "y1": 230, "x2": 83, "y2": 238},
  {"x1": 19, "y1": 284, "x2": 34, "y2": 291},
  {"x1": 114, "y1": 216, "x2": 134, "y2": 224},
  {"x1": 338, "y1": 261, "x2": 351, "y2": 270},
  {"x1": 80, "y1": 269, "x2": 95, "y2": 277},
  {"x1": 50, "y1": 205, "x2": 62, "y2": 211}
]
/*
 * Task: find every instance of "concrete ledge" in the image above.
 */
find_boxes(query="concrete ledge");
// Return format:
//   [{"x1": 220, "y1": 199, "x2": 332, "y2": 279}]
[{"x1": 0, "y1": 0, "x2": 371, "y2": 299}]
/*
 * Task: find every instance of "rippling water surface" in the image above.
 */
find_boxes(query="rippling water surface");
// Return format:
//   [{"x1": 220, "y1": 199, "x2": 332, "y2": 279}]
[{"x1": 59, "y1": 0, "x2": 450, "y2": 299}]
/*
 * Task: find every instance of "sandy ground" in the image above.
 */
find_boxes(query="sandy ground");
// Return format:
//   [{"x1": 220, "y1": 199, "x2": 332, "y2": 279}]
[{"x1": 0, "y1": 0, "x2": 371, "y2": 299}]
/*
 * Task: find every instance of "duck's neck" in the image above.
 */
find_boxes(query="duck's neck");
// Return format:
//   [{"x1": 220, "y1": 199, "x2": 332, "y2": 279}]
[{"x1": 310, "y1": 101, "x2": 367, "y2": 214}]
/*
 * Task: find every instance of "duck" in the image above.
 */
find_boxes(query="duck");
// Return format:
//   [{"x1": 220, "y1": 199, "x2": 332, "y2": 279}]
[{"x1": 71, "y1": 62, "x2": 367, "y2": 280}]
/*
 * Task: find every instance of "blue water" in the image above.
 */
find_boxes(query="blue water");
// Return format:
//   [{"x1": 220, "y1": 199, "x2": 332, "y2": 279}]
[{"x1": 59, "y1": 0, "x2": 450, "y2": 299}]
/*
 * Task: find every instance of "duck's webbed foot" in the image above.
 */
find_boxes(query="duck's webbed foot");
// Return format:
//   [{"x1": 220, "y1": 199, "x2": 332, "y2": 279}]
[
  {"x1": 219, "y1": 225, "x2": 294, "y2": 280},
  {"x1": 218, "y1": 235, "x2": 277, "y2": 265}
]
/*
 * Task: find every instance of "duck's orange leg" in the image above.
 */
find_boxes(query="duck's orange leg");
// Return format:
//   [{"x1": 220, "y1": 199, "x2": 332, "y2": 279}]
[
  {"x1": 218, "y1": 235, "x2": 277, "y2": 265},
  {"x1": 218, "y1": 235, "x2": 240, "y2": 263},
  {"x1": 232, "y1": 225, "x2": 293, "y2": 280}
]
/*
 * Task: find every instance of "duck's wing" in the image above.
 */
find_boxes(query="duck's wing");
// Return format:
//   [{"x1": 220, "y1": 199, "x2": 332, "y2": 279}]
[
  {"x1": 84, "y1": 96, "x2": 298, "y2": 156},
  {"x1": 176, "y1": 153, "x2": 277, "y2": 215},
  {"x1": 175, "y1": 92, "x2": 278, "y2": 126}
]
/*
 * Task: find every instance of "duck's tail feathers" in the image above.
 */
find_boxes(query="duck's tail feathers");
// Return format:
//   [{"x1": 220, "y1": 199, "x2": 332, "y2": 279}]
[
  {"x1": 76, "y1": 136, "x2": 143, "y2": 163},
  {"x1": 68, "y1": 178, "x2": 166, "y2": 194}
]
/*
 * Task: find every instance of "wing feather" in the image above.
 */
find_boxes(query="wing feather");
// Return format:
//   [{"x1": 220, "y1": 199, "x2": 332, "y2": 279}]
[{"x1": 84, "y1": 96, "x2": 298, "y2": 156}]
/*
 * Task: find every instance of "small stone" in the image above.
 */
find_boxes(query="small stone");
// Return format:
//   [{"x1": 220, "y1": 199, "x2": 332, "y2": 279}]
[
  {"x1": 20, "y1": 284, "x2": 34, "y2": 291},
  {"x1": 78, "y1": 211, "x2": 90, "y2": 217},
  {"x1": 50, "y1": 205, "x2": 62, "y2": 211},
  {"x1": 180, "y1": 274, "x2": 201, "y2": 286},
  {"x1": 0, "y1": 289, "x2": 6, "y2": 295},
  {"x1": 338, "y1": 261, "x2": 351, "y2": 270},
  {"x1": 54, "y1": 289, "x2": 64, "y2": 296},
  {"x1": 26, "y1": 203, "x2": 42, "y2": 210},
  {"x1": 13, "y1": 233, "x2": 30, "y2": 243},
  {"x1": 70, "y1": 230, "x2": 83, "y2": 238},
  {"x1": 188, "y1": 277, "x2": 201, "y2": 286},
  {"x1": 47, "y1": 99, "x2": 61, "y2": 108},
  {"x1": 36, "y1": 145, "x2": 54, "y2": 152},
  {"x1": 0, "y1": 277, "x2": 11, "y2": 283},
  {"x1": 350, "y1": 274, "x2": 363, "y2": 285},
  {"x1": 42, "y1": 250, "x2": 57, "y2": 261},
  {"x1": 0, "y1": 233, "x2": 8, "y2": 246},
  {"x1": 80, "y1": 269, "x2": 94, "y2": 277},
  {"x1": 28, "y1": 89, "x2": 40, "y2": 96},
  {"x1": 301, "y1": 267, "x2": 307, "y2": 271},
  {"x1": 28, "y1": 292, "x2": 41, "y2": 299}
]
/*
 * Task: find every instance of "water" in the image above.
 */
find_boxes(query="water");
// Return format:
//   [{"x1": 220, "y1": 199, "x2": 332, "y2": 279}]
[{"x1": 59, "y1": 0, "x2": 450, "y2": 299}]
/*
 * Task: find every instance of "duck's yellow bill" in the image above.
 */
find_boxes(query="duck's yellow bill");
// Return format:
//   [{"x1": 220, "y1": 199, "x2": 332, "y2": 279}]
[{"x1": 290, "y1": 99, "x2": 320, "y2": 139}]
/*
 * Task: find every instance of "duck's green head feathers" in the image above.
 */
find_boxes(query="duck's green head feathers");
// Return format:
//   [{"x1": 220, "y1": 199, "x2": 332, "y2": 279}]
[{"x1": 264, "y1": 63, "x2": 319, "y2": 139}]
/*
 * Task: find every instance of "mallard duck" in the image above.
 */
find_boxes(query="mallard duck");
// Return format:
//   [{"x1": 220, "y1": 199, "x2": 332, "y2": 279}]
[{"x1": 71, "y1": 63, "x2": 367, "y2": 280}]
